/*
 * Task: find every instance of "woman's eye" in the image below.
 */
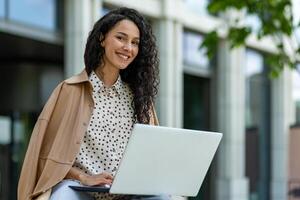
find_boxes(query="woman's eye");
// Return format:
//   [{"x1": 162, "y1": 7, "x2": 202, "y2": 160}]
[
  {"x1": 132, "y1": 41, "x2": 139, "y2": 46},
  {"x1": 116, "y1": 36, "x2": 124, "y2": 41}
]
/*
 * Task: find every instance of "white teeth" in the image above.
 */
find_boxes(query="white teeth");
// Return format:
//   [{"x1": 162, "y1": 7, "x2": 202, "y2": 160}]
[{"x1": 117, "y1": 53, "x2": 129, "y2": 60}]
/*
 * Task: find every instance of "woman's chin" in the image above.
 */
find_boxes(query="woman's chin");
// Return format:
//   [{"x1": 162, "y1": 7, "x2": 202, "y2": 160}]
[{"x1": 118, "y1": 64, "x2": 130, "y2": 70}]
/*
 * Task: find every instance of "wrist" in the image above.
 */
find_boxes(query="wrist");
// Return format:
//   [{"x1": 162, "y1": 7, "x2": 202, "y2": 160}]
[
  {"x1": 67, "y1": 167, "x2": 89, "y2": 184},
  {"x1": 78, "y1": 172, "x2": 89, "y2": 185}
]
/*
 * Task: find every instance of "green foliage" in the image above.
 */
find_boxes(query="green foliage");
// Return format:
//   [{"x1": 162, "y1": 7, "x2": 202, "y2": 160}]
[
  {"x1": 228, "y1": 27, "x2": 252, "y2": 48},
  {"x1": 200, "y1": 31, "x2": 218, "y2": 59},
  {"x1": 201, "y1": 0, "x2": 300, "y2": 77}
]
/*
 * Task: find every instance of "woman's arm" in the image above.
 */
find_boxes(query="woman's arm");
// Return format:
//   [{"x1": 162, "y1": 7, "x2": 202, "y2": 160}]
[{"x1": 65, "y1": 167, "x2": 113, "y2": 186}]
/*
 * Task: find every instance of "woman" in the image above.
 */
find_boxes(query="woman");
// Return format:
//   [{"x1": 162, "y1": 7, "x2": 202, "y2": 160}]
[{"x1": 18, "y1": 7, "x2": 167, "y2": 200}]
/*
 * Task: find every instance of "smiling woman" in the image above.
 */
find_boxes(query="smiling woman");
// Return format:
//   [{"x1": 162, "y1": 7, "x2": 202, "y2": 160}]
[{"x1": 17, "y1": 7, "x2": 165, "y2": 200}]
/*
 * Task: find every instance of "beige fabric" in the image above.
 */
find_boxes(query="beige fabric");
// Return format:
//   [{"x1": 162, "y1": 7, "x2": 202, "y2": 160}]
[
  {"x1": 18, "y1": 70, "x2": 159, "y2": 200},
  {"x1": 34, "y1": 189, "x2": 51, "y2": 200}
]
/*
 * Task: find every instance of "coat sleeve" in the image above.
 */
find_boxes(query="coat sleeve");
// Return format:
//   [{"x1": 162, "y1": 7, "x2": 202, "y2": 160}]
[{"x1": 17, "y1": 83, "x2": 64, "y2": 200}]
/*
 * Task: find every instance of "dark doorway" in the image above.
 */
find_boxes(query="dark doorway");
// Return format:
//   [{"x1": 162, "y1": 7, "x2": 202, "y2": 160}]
[{"x1": 184, "y1": 73, "x2": 211, "y2": 200}]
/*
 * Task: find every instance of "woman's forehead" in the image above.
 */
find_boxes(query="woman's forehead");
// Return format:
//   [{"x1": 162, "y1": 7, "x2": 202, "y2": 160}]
[{"x1": 108, "y1": 19, "x2": 140, "y2": 38}]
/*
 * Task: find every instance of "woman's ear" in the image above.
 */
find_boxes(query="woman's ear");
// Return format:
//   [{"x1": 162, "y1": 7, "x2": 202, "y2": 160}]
[{"x1": 99, "y1": 34, "x2": 105, "y2": 47}]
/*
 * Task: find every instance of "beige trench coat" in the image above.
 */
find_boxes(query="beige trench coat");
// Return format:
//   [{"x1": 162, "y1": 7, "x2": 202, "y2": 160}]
[{"x1": 17, "y1": 70, "x2": 159, "y2": 200}]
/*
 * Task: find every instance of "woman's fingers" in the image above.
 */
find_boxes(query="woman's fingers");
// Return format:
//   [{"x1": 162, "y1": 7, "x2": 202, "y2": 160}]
[
  {"x1": 82, "y1": 172, "x2": 114, "y2": 186},
  {"x1": 100, "y1": 172, "x2": 114, "y2": 180}
]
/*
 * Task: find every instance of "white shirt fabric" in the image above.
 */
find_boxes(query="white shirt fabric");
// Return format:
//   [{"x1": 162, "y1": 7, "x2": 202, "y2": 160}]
[{"x1": 73, "y1": 71, "x2": 135, "y2": 200}]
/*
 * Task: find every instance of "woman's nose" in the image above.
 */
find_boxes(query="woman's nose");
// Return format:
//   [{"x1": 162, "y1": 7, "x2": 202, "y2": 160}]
[{"x1": 122, "y1": 43, "x2": 133, "y2": 51}]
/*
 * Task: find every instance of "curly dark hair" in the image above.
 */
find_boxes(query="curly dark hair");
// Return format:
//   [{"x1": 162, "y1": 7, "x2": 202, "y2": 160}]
[{"x1": 84, "y1": 7, "x2": 159, "y2": 124}]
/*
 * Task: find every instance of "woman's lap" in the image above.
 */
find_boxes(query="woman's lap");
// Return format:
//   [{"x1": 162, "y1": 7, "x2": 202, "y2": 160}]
[
  {"x1": 50, "y1": 180, "x2": 171, "y2": 200},
  {"x1": 50, "y1": 180, "x2": 94, "y2": 200}
]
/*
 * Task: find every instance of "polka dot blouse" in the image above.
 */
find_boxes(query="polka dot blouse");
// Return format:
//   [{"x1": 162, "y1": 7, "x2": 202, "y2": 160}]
[{"x1": 73, "y1": 71, "x2": 135, "y2": 200}]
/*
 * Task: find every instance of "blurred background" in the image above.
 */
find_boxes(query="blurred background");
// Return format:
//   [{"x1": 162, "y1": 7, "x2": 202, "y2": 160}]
[{"x1": 0, "y1": 0, "x2": 300, "y2": 200}]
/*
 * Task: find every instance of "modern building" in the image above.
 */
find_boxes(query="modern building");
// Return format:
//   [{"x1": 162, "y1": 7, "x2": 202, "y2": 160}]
[{"x1": 0, "y1": 0, "x2": 299, "y2": 200}]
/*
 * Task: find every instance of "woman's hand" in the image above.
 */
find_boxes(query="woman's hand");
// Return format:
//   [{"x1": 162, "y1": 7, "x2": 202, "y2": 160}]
[
  {"x1": 80, "y1": 172, "x2": 113, "y2": 186},
  {"x1": 65, "y1": 167, "x2": 113, "y2": 186}
]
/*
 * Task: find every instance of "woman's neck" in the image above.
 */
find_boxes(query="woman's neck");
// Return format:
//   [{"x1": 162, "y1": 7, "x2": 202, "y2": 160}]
[{"x1": 95, "y1": 65, "x2": 120, "y2": 87}]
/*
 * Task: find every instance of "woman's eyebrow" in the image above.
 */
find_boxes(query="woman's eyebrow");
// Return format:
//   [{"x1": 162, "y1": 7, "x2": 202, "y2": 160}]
[{"x1": 116, "y1": 32, "x2": 140, "y2": 40}]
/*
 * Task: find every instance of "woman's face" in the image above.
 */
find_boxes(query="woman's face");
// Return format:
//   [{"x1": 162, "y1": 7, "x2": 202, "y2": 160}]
[{"x1": 101, "y1": 19, "x2": 140, "y2": 71}]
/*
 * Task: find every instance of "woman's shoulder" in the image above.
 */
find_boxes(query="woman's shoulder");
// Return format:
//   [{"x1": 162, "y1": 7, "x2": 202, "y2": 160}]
[
  {"x1": 55, "y1": 70, "x2": 91, "y2": 93},
  {"x1": 64, "y1": 70, "x2": 89, "y2": 85}
]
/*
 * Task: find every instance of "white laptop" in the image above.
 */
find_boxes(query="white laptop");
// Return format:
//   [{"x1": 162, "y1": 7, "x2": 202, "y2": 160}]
[{"x1": 70, "y1": 124, "x2": 222, "y2": 197}]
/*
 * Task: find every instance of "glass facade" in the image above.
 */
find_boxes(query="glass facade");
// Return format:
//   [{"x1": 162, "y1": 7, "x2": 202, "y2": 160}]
[
  {"x1": 0, "y1": 112, "x2": 37, "y2": 200},
  {"x1": 183, "y1": 30, "x2": 212, "y2": 199},
  {"x1": 184, "y1": 75, "x2": 210, "y2": 131},
  {"x1": 245, "y1": 50, "x2": 264, "y2": 128},
  {"x1": 245, "y1": 49, "x2": 271, "y2": 200},
  {"x1": 292, "y1": 64, "x2": 300, "y2": 124},
  {"x1": 184, "y1": 74, "x2": 211, "y2": 200},
  {"x1": 0, "y1": 0, "x2": 5, "y2": 17},
  {"x1": 0, "y1": 64, "x2": 64, "y2": 200},
  {"x1": 0, "y1": 1, "x2": 63, "y2": 198},
  {"x1": 183, "y1": 31, "x2": 209, "y2": 69},
  {"x1": 9, "y1": 0, "x2": 57, "y2": 30}
]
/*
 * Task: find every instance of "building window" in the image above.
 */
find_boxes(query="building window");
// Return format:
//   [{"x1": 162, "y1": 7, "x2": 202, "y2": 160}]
[
  {"x1": 9, "y1": 0, "x2": 57, "y2": 31},
  {"x1": 292, "y1": 64, "x2": 300, "y2": 125},
  {"x1": 185, "y1": 0, "x2": 209, "y2": 15},
  {"x1": 0, "y1": 0, "x2": 5, "y2": 18},
  {"x1": 245, "y1": 49, "x2": 271, "y2": 200},
  {"x1": 183, "y1": 31, "x2": 209, "y2": 69},
  {"x1": 245, "y1": 49, "x2": 264, "y2": 128}
]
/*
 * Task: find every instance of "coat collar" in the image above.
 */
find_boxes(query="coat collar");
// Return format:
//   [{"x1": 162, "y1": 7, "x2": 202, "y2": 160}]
[{"x1": 65, "y1": 70, "x2": 89, "y2": 84}]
